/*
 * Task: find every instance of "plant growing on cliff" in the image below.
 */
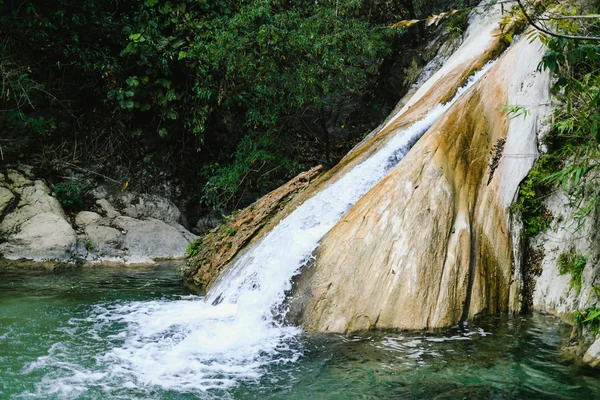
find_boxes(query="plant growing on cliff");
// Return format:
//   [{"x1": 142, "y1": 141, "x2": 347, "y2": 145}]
[
  {"x1": 186, "y1": 237, "x2": 204, "y2": 258},
  {"x1": 557, "y1": 250, "x2": 587, "y2": 295},
  {"x1": 511, "y1": 0, "x2": 600, "y2": 238},
  {"x1": 510, "y1": 156, "x2": 555, "y2": 238},
  {"x1": 537, "y1": 31, "x2": 600, "y2": 222},
  {"x1": 200, "y1": 131, "x2": 302, "y2": 210},
  {"x1": 574, "y1": 306, "x2": 600, "y2": 334}
]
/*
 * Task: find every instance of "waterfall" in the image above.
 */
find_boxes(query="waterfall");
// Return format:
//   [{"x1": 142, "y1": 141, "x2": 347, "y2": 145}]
[{"x1": 24, "y1": 61, "x2": 498, "y2": 396}]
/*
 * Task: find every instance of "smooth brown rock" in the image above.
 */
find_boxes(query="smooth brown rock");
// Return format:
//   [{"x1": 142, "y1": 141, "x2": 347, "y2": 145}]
[{"x1": 294, "y1": 32, "x2": 551, "y2": 333}]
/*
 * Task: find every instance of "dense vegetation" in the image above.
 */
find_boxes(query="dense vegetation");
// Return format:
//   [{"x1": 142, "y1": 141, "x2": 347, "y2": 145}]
[
  {"x1": 0, "y1": 0, "x2": 463, "y2": 216},
  {"x1": 510, "y1": 0, "x2": 600, "y2": 320}
]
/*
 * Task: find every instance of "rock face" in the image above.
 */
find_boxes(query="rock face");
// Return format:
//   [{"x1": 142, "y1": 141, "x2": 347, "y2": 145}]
[
  {"x1": 584, "y1": 338, "x2": 600, "y2": 368},
  {"x1": 0, "y1": 169, "x2": 77, "y2": 261},
  {"x1": 526, "y1": 189, "x2": 600, "y2": 366},
  {"x1": 0, "y1": 167, "x2": 197, "y2": 267},
  {"x1": 531, "y1": 191, "x2": 600, "y2": 319},
  {"x1": 291, "y1": 25, "x2": 551, "y2": 332}
]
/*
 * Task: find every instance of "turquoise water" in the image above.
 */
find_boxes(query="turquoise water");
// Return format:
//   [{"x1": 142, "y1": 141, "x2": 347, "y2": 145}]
[{"x1": 1, "y1": 264, "x2": 600, "y2": 399}]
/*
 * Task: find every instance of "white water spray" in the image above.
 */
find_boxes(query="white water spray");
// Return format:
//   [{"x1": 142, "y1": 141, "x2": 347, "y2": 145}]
[{"x1": 25, "y1": 61, "x2": 497, "y2": 397}]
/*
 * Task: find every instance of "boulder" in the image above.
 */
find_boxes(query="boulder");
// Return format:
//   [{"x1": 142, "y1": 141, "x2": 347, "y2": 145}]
[
  {"x1": 75, "y1": 211, "x2": 102, "y2": 228},
  {"x1": 0, "y1": 168, "x2": 197, "y2": 266},
  {"x1": 85, "y1": 224, "x2": 124, "y2": 255},
  {"x1": 113, "y1": 216, "x2": 195, "y2": 259},
  {"x1": 0, "y1": 172, "x2": 77, "y2": 261},
  {"x1": 583, "y1": 337, "x2": 600, "y2": 368},
  {"x1": 0, "y1": 187, "x2": 15, "y2": 216}
]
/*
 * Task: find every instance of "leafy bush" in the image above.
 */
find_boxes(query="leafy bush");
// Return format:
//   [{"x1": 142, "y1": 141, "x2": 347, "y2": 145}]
[
  {"x1": 512, "y1": 4, "x2": 600, "y2": 237},
  {"x1": 536, "y1": 21, "x2": 600, "y2": 222},
  {"x1": 3, "y1": 0, "x2": 394, "y2": 144},
  {"x1": 201, "y1": 131, "x2": 302, "y2": 210},
  {"x1": 53, "y1": 180, "x2": 85, "y2": 210},
  {"x1": 574, "y1": 306, "x2": 600, "y2": 335},
  {"x1": 85, "y1": 240, "x2": 95, "y2": 251}
]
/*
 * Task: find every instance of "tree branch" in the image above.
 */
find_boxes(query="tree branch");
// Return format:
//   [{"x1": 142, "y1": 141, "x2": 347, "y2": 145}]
[{"x1": 516, "y1": 0, "x2": 600, "y2": 42}]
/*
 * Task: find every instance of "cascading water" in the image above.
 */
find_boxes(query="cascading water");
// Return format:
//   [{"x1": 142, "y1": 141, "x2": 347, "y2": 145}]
[{"x1": 23, "y1": 61, "x2": 498, "y2": 397}]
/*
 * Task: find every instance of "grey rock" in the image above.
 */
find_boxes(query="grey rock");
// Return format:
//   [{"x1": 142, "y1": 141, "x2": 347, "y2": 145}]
[
  {"x1": 112, "y1": 216, "x2": 195, "y2": 259},
  {"x1": 120, "y1": 193, "x2": 182, "y2": 223},
  {"x1": 0, "y1": 176, "x2": 76, "y2": 261},
  {"x1": 583, "y1": 337, "x2": 600, "y2": 368},
  {"x1": 75, "y1": 211, "x2": 102, "y2": 228},
  {"x1": 85, "y1": 224, "x2": 124, "y2": 254},
  {"x1": 96, "y1": 198, "x2": 121, "y2": 219},
  {"x1": 0, "y1": 187, "x2": 15, "y2": 216},
  {"x1": 1, "y1": 212, "x2": 76, "y2": 260}
]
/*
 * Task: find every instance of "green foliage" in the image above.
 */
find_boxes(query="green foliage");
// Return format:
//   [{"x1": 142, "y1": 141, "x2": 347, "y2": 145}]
[
  {"x1": 53, "y1": 180, "x2": 85, "y2": 210},
  {"x1": 501, "y1": 105, "x2": 531, "y2": 120},
  {"x1": 85, "y1": 240, "x2": 94, "y2": 251},
  {"x1": 223, "y1": 226, "x2": 238, "y2": 237},
  {"x1": 201, "y1": 131, "x2": 302, "y2": 210},
  {"x1": 512, "y1": 8, "x2": 600, "y2": 237},
  {"x1": 557, "y1": 250, "x2": 587, "y2": 295},
  {"x1": 510, "y1": 156, "x2": 555, "y2": 238},
  {"x1": 2, "y1": 0, "x2": 410, "y2": 212},
  {"x1": 5, "y1": 0, "x2": 393, "y2": 143},
  {"x1": 574, "y1": 306, "x2": 600, "y2": 335},
  {"x1": 536, "y1": 24, "x2": 600, "y2": 221},
  {"x1": 444, "y1": 1, "x2": 469, "y2": 34},
  {"x1": 0, "y1": 59, "x2": 57, "y2": 135},
  {"x1": 186, "y1": 237, "x2": 204, "y2": 257}
]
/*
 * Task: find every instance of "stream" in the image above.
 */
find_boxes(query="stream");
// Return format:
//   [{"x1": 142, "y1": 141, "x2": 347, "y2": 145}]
[{"x1": 1, "y1": 264, "x2": 600, "y2": 399}]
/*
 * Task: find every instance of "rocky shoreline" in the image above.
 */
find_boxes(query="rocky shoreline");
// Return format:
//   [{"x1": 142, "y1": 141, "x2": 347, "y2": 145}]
[{"x1": 0, "y1": 166, "x2": 196, "y2": 268}]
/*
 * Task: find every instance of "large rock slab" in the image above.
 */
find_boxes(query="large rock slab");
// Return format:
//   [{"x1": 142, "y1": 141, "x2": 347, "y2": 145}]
[
  {"x1": 584, "y1": 337, "x2": 600, "y2": 368},
  {"x1": 114, "y1": 216, "x2": 195, "y2": 259},
  {"x1": 291, "y1": 29, "x2": 551, "y2": 333}
]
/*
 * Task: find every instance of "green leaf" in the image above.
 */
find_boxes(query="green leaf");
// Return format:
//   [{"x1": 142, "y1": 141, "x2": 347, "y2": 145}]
[
  {"x1": 126, "y1": 76, "x2": 139, "y2": 87},
  {"x1": 584, "y1": 309, "x2": 600, "y2": 323}
]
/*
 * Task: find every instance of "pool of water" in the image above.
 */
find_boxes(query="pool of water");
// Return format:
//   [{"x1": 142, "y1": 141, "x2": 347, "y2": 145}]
[{"x1": 1, "y1": 264, "x2": 599, "y2": 399}]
